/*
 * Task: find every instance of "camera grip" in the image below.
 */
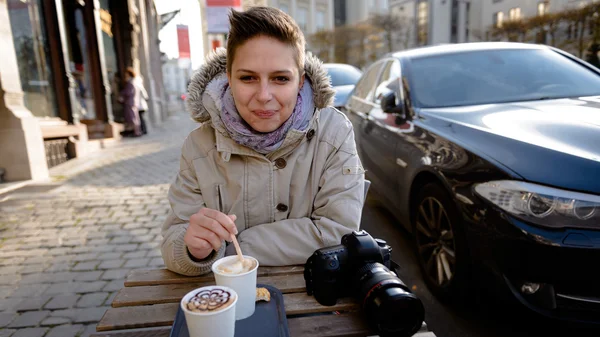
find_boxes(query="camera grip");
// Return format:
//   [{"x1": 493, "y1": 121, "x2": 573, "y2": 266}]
[{"x1": 312, "y1": 279, "x2": 339, "y2": 306}]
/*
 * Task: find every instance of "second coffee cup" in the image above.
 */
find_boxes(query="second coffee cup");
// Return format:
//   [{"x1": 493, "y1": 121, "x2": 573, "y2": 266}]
[
  {"x1": 211, "y1": 255, "x2": 259, "y2": 320},
  {"x1": 181, "y1": 285, "x2": 238, "y2": 337}
]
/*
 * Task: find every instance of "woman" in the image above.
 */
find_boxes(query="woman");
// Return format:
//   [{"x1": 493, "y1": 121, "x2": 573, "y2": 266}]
[
  {"x1": 161, "y1": 7, "x2": 365, "y2": 276},
  {"x1": 119, "y1": 67, "x2": 142, "y2": 137}
]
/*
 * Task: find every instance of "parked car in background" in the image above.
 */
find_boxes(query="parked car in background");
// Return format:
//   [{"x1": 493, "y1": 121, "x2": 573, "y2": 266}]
[
  {"x1": 343, "y1": 42, "x2": 600, "y2": 323},
  {"x1": 323, "y1": 63, "x2": 362, "y2": 109}
]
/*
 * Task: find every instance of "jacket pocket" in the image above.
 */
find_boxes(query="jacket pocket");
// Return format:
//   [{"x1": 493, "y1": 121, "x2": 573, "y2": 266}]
[
  {"x1": 217, "y1": 184, "x2": 226, "y2": 213},
  {"x1": 196, "y1": 183, "x2": 221, "y2": 212}
]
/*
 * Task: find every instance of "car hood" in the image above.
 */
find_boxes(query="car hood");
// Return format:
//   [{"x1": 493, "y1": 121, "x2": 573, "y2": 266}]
[
  {"x1": 420, "y1": 96, "x2": 600, "y2": 194},
  {"x1": 332, "y1": 85, "x2": 355, "y2": 107}
]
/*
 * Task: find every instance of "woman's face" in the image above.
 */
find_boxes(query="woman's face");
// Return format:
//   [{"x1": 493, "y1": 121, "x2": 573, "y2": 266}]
[{"x1": 227, "y1": 36, "x2": 304, "y2": 133}]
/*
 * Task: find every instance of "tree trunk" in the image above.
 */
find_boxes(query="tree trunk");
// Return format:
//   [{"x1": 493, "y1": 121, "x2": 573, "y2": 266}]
[
  {"x1": 387, "y1": 31, "x2": 393, "y2": 53},
  {"x1": 579, "y1": 17, "x2": 587, "y2": 57},
  {"x1": 550, "y1": 24, "x2": 556, "y2": 46},
  {"x1": 594, "y1": 16, "x2": 600, "y2": 44}
]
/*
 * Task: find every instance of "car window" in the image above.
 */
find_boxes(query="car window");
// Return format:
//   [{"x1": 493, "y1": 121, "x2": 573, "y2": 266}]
[
  {"x1": 326, "y1": 66, "x2": 363, "y2": 86},
  {"x1": 374, "y1": 60, "x2": 401, "y2": 104},
  {"x1": 352, "y1": 62, "x2": 384, "y2": 101},
  {"x1": 409, "y1": 49, "x2": 600, "y2": 108}
]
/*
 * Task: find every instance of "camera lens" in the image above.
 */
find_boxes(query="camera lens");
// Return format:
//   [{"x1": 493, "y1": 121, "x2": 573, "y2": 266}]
[{"x1": 354, "y1": 263, "x2": 424, "y2": 337}]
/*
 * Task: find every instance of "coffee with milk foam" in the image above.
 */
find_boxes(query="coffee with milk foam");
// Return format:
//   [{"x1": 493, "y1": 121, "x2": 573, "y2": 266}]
[
  {"x1": 216, "y1": 258, "x2": 257, "y2": 275},
  {"x1": 186, "y1": 287, "x2": 236, "y2": 313}
]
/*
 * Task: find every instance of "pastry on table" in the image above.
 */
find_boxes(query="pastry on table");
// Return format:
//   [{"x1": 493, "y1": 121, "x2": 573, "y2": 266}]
[{"x1": 256, "y1": 287, "x2": 271, "y2": 302}]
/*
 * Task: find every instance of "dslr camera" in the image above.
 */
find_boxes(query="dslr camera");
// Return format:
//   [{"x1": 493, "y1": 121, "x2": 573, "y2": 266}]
[{"x1": 304, "y1": 230, "x2": 424, "y2": 337}]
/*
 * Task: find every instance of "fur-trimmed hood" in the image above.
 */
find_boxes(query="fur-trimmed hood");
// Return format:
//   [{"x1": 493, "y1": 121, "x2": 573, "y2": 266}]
[{"x1": 185, "y1": 48, "x2": 335, "y2": 124}]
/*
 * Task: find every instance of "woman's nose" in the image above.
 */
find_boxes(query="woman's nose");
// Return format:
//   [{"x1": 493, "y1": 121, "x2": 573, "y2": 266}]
[{"x1": 256, "y1": 84, "x2": 272, "y2": 102}]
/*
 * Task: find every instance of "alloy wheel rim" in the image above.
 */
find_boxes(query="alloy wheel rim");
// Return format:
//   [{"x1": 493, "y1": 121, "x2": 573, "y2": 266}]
[{"x1": 416, "y1": 197, "x2": 456, "y2": 287}]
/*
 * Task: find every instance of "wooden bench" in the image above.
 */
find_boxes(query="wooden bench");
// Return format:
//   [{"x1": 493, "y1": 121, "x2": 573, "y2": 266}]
[{"x1": 93, "y1": 266, "x2": 436, "y2": 337}]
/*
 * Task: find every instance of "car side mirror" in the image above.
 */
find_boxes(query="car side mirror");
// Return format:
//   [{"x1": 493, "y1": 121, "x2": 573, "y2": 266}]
[{"x1": 380, "y1": 90, "x2": 405, "y2": 117}]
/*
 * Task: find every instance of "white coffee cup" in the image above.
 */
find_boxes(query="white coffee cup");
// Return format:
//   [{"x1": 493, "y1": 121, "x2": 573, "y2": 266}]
[
  {"x1": 180, "y1": 285, "x2": 238, "y2": 337},
  {"x1": 211, "y1": 255, "x2": 259, "y2": 320}
]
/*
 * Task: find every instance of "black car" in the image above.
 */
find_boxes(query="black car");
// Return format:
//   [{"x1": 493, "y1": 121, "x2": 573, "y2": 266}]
[{"x1": 344, "y1": 42, "x2": 600, "y2": 323}]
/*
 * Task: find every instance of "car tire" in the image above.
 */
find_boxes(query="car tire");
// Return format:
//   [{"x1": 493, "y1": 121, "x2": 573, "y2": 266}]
[{"x1": 412, "y1": 182, "x2": 471, "y2": 303}]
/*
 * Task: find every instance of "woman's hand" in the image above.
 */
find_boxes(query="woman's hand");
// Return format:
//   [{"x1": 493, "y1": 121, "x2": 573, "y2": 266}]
[{"x1": 184, "y1": 208, "x2": 238, "y2": 260}]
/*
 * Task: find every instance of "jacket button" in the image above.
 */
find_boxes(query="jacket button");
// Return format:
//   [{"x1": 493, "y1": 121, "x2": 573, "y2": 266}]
[
  {"x1": 274, "y1": 158, "x2": 287, "y2": 169},
  {"x1": 276, "y1": 203, "x2": 288, "y2": 212},
  {"x1": 306, "y1": 129, "x2": 315, "y2": 140}
]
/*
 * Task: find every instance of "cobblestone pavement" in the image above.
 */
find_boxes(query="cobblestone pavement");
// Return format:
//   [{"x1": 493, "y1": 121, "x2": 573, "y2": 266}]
[{"x1": 0, "y1": 112, "x2": 195, "y2": 337}]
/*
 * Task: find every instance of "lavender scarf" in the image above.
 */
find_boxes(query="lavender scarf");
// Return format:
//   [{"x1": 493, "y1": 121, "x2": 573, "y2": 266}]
[{"x1": 219, "y1": 80, "x2": 314, "y2": 154}]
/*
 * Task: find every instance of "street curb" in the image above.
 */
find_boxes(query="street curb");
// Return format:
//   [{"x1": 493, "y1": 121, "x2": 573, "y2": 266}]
[{"x1": 0, "y1": 179, "x2": 33, "y2": 197}]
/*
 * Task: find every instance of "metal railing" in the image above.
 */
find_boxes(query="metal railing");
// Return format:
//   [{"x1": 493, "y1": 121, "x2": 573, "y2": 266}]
[{"x1": 43, "y1": 138, "x2": 71, "y2": 168}]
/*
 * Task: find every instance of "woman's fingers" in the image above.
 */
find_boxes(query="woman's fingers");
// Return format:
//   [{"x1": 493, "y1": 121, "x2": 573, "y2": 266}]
[
  {"x1": 190, "y1": 226, "x2": 223, "y2": 251},
  {"x1": 198, "y1": 208, "x2": 238, "y2": 235},
  {"x1": 185, "y1": 208, "x2": 240, "y2": 261},
  {"x1": 184, "y1": 232, "x2": 212, "y2": 260}
]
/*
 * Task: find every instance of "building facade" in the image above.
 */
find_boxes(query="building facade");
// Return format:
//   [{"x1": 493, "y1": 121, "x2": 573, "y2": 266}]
[
  {"x1": 162, "y1": 58, "x2": 192, "y2": 106},
  {"x1": 270, "y1": 0, "x2": 334, "y2": 37},
  {"x1": 337, "y1": 0, "x2": 390, "y2": 26},
  {"x1": 199, "y1": 0, "x2": 335, "y2": 61},
  {"x1": 388, "y1": 0, "x2": 483, "y2": 48},
  {"x1": 0, "y1": 0, "x2": 166, "y2": 182},
  {"x1": 388, "y1": 0, "x2": 596, "y2": 50},
  {"x1": 482, "y1": 0, "x2": 592, "y2": 31}
]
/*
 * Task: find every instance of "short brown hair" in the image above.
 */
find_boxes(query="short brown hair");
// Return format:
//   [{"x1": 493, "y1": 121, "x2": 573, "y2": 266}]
[
  {"x1": 226, "y1": 7, "x2": 305, "y2": 75},
  {"x1": 126, "y1": 67, "x2": 136, "y2": 78}
]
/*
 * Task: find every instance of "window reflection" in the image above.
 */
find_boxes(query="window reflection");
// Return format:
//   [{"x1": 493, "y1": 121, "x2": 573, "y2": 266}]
[
  {"x1": 63, "y1": 0, "x2": 96, "y2": 120},
  {"x1": 7, "y1": 0, "x2": 58, "y2": 118}
]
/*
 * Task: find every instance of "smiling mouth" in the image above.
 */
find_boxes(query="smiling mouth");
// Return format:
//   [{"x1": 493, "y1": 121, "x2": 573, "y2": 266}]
[{"x1": 253, "y1": 110, "x2": 277, "y2": 118}]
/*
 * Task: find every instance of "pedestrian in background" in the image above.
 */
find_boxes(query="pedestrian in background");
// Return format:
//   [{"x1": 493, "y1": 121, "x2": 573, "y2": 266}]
[
  {"x1": 161, "y1": 6, "x2": 365, "y2": 276},
  {"x1": 135, "y1": 75, "x2": 150, "y2": 135},
  {"x1": 119, "y1": 67, "x2": 142, "y2": 137}
]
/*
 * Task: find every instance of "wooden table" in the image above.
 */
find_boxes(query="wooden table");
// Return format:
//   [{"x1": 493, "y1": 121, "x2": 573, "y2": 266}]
[{"x1": 92, "y1": 266, "x2": 436, "y2": 337}]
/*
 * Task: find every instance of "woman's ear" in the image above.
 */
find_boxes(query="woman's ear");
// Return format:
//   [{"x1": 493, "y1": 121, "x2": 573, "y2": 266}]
[
  {"x1": 299, "y1": 73, "x2": 305, "y2": 89},
  {"x1": 227, "y1": 72, "x2": 231, "y2": 86}
]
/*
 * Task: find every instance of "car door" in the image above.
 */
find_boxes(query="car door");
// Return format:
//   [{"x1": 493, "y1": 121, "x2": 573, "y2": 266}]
[
  {"x1": 360, "y1": 59, "x2": 405, "y2": 205},
  {"x1": 345, "y1": 60, "x2": 385, "y2": 170}
]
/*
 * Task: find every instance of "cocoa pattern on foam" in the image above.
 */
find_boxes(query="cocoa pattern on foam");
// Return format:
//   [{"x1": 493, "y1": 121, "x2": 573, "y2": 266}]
[{"x1": 187, "y1": 288, "x2": 234, "y2": 312}]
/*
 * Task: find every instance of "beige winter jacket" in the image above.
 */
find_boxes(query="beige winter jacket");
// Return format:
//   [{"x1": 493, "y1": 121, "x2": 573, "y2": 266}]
[{"x1": 161, "y1": 49, "x2": 365, "y2": 276}]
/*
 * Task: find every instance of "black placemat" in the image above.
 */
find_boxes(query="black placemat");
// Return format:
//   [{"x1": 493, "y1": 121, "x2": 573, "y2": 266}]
[{"x1": 170, "y1": 284, "x2": 290, "y2": 337}]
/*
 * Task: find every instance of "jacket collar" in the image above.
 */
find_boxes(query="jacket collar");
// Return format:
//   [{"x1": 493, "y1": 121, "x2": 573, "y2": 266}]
[{"x1": 214, "y1": 110, "x2": 321, "y2": 161}]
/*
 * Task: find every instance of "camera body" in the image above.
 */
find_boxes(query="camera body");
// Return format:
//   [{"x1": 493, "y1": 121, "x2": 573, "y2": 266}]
[
  {"x1": 304, "y1": 230, "x2": 425, "y2": 337},
  {"x1": 304, "y1": 230, "x2": 392, "y2": 305}
]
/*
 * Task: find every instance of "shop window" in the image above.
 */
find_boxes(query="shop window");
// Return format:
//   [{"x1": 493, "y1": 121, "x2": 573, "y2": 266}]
[{"x1": 7, "y1": 0, "x2": 59, "y2": 118}]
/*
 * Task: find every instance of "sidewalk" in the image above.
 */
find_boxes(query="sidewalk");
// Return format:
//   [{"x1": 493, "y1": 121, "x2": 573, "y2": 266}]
[{"x1": 0, "y1": 112, "x2": 195, "y2": 337}]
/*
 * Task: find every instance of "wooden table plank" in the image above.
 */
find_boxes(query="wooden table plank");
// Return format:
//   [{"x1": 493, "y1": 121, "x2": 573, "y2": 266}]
[
  {"x1": 284, "y1": 293, "x2": 358, "y2": 315},
  {"x1": 113, "y1": 274, "x2": 307, "y2": 308},
  {"x1": 90, "y1": 327, "x2": 171, "y2": 337},
  {"x1": 288, "y1": 312, "x2": 371, "y2": 337},
  {"x1": 97, "y1": 303, "x2": 179, "y2": 332},
  {"x1": 289, "y1": 314, "x2": 433, "y2": 337},
  {"x1": 98, "y1": 293, "x2": 358, "y2": 331},
  {"x1": 125, "y1": 266, "x2": 304, "y2": 287},
  {"x1": 97, "y1": 313, "x2": 369, "y2": 337},
  {"x1": 94, "y1": 317, "x2": 434, "y2": 337}
]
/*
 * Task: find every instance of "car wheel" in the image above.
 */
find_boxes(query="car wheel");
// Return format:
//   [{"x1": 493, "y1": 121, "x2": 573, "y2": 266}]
[{"x1": 412, "y1": 182, "x2": 470, "y2": 302}]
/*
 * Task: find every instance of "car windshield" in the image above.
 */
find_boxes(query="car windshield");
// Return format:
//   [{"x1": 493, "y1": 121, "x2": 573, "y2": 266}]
[
  {"x1": 408, "y1": 49, "x2": 600, "y2": 108},
  {"x1": 325, "y1": 66, "x2": 363, "y2": 86}
]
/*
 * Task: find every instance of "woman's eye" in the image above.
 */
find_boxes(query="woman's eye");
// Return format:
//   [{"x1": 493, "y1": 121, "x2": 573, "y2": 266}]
[
  {"x1": 240, "y1": 76, "x2": 255, "y2": 82},
  {"x1": 274, "y1": 76, "x2": 290, "y2": 83}
]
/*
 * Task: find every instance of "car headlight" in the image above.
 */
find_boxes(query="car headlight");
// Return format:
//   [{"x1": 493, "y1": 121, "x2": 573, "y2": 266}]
[{"x1": 474, "y1": 180, "x2": 600, "y2": 229}]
